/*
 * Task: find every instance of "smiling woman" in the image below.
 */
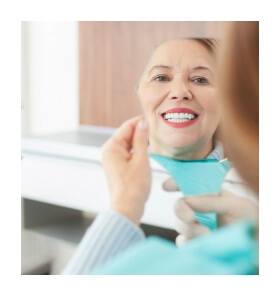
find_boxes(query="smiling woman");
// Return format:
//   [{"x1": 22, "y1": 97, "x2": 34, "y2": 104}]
[
  {"x1": 79, "y1": 22, "x2": 224, "y2": 127},
  {"x1": 137, "y1": 38, "x2": 220, "y2": 160}
]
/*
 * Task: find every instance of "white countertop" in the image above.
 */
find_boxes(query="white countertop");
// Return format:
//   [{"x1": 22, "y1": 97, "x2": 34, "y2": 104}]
[{"x1": 21, "y1": 126, "x2": 181, "y2": 230}]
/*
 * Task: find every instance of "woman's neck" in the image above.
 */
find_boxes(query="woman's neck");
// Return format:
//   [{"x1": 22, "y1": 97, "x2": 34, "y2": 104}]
[{"x1": 149, "y1": 140, "x2": 214, "y2": 160}]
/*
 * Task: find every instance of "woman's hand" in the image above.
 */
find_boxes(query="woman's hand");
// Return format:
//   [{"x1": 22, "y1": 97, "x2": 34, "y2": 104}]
[{"x1": 102, "y1": 116, "x2": 151, "y2": 225}]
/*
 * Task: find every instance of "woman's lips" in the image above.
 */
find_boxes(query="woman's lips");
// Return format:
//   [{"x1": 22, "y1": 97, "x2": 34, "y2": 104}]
[
  {"x1": 160, "y1": 107, "x2": 199, "y2": 129},
  {"x1": 163, "y1": 107, "x2": 198, "y2": 115},
  {"x1": 161, "y1": 116, "x2": 199, "y2": 128}
]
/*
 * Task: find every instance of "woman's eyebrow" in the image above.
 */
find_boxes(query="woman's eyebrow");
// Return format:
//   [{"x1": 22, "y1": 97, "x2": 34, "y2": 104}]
[
  {"x1": 148, "y1": 65, "x2": 172, "y2": 74},
  {"x1": 191, "y1": 66, "x2": 213, "y2": 74}
]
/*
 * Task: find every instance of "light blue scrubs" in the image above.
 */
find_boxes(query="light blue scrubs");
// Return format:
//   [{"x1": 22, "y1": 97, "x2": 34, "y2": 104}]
[{"x1": 94, "y1": 221, "x2": 258, "y2": 275}]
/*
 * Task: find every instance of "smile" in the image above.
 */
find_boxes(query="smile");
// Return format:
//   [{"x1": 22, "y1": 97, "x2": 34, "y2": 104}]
[{"x1": 161, "y1": 107, "x2": 199, "y2": 128}]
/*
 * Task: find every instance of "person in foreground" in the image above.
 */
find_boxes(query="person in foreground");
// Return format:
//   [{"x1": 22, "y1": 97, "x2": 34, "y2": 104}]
[{"x1": 63, "y1": 22, "x2": 258, "y2": 275}]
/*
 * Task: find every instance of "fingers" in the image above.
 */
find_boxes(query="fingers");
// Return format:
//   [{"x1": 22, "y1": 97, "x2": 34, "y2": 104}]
[
  {"x1": 191, "y1": 223, "x2": 210, "y2": 237},
  {"x1": 183, "y1": 192, "x2": 258, "y2": 228},
  {"x1": 175, "y1": 222, "x2": 210, "y2": 247},
  {"x1": 183, "y1": 194, "x2": 230, "y2": 215},
  {"x1": 174, "y1": 198, "x2": 196, "y2": 223},
  {"x1": 131, "y1": 119, "x2": 149, "y2": 163},
  {"x1": 174, "y1": 198, "x2": 210, "y2": 240},
  {"x1": 175, "y1": 234, "x2": 188, "y2": 247},
  {"x1": 113, "y1": 116, "x2": 143, "y2": 150},
  {"x1": 102, "y1": 116, "x2": 143, "y2": 162},
  {"x1": 162, "y1": 177, "x2": 180, "y2": 192}
]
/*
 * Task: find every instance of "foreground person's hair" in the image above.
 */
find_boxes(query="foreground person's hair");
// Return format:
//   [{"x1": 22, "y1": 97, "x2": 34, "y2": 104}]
[{"x1": 218, "y1": 22, "x2": 259, "y2": 193}]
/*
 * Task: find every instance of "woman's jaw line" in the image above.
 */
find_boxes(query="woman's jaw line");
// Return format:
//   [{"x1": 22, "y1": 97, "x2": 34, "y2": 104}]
[{"x1": 149, "y1": 137, "x2": 214, "y2": 160}]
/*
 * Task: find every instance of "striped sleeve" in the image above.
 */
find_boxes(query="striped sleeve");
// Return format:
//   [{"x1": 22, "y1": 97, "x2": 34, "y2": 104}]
[{"x1": 62, "y1": 210, "x2": 145, "y2": 275}]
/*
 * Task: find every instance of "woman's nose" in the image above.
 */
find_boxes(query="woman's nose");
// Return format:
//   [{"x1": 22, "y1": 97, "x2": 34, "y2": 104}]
[{"x1": 169, "y1": 80, "x2": 193, "y2": 101}]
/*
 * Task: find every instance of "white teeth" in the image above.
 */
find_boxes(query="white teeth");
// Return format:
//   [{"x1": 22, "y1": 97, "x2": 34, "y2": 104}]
[
  {"x1": 163, "y1": 112, "x2": 196, "y2": 121},
  {"x1": 168, "y1": 119, "x2": 186, "y2": 123}
]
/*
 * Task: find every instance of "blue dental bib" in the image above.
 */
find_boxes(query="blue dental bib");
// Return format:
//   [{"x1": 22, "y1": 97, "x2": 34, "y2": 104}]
[{"x1": 151, "y1": 154, "x2": 231, "y2": 230}]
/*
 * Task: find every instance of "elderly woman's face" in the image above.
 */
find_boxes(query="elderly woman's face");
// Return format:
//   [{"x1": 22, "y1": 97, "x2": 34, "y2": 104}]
[{"x1": 138, "y1": 40, "x2": 220, "y2": 155}]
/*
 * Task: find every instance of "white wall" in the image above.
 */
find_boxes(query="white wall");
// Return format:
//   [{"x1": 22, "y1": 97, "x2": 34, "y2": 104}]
[{"x1": 22, "y1": 22, "x2": 79, "y2": 136}]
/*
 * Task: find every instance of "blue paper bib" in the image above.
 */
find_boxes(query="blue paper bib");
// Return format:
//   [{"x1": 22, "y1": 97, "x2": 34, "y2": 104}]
[{"x1": 151, "y1": 154, "x2": 231, "y2": 230}]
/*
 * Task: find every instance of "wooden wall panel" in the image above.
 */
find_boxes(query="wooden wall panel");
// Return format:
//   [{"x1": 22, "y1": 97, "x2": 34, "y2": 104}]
[{"x1": 79, "y1": 21, "x2": 224, "y2": 127}]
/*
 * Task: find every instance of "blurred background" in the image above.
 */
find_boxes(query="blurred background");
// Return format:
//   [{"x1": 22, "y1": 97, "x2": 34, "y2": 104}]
[{"x1": 21, "y1": 21, "x2": 224, "y2": 274}]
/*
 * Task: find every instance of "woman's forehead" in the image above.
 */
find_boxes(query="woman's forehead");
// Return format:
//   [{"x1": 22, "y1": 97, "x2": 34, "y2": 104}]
[{"x1": 147, "y1": 39, "x2": 213, "y2": 69}]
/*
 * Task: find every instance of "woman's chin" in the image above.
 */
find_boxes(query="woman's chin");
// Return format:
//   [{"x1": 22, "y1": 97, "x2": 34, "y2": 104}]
[
  {"x1": 151, "y1": 141, "x2": 196, "y2": 157},
  {"x1": 164, "y1": 140, "x2": 195, "y2": 150},
  {"x1": 149, "y1": 133, "x2": 199, "y2": 157}
]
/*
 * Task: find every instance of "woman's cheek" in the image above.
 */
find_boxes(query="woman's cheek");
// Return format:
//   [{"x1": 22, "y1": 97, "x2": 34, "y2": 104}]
[
  {"x1": 199, "y1": 88, "x2": 219, "y2": 112},
  {"x1": 203, "y1": 102, "x2": 220, "y2": 127},
  {"x1": 139, "y1": 94, "x2": 158, "y2": 122}
]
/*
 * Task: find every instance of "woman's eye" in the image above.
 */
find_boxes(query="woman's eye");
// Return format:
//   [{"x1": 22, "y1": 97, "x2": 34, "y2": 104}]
[
  {"x1": 192, "y1": 77, "x2": 209, "y2": 85},
  {"x1": 153, "y1": 75, "x2": 170, "y2": 82}
]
